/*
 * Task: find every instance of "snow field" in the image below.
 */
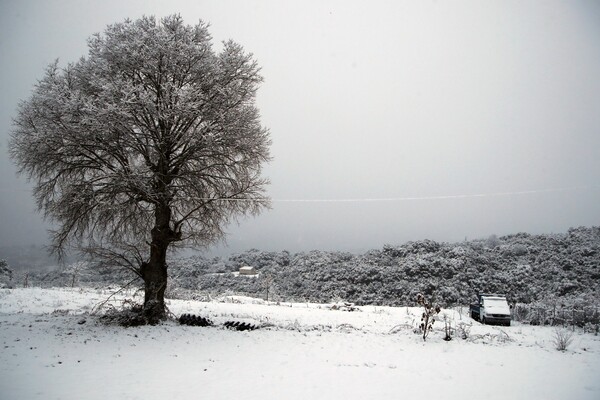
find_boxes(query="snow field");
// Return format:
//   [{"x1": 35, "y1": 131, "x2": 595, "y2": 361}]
[{"x1": 1, "y1": 287, "x2": 599, "y2": 400}]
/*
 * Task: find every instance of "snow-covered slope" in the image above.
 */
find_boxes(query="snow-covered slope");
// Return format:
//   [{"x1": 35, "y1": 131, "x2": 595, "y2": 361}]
[{"x1": 1, "y1": 287, "x2": 599, "y2": 400}]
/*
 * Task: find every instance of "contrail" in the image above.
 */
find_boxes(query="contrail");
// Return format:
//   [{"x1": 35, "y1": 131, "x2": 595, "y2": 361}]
[{"x1": 193, "y1": 185, "x2": 598, "y2": 203}]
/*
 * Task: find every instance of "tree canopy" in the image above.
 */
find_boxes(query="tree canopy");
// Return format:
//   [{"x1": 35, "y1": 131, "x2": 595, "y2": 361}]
[{"x1": 9, "y1": 15, "x2": 271, "y2": 321}]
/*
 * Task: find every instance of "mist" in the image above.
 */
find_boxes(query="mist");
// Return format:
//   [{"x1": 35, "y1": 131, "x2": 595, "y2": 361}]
[{"x1": 1, "y1": 0, "x2": 599, "y2": 258}]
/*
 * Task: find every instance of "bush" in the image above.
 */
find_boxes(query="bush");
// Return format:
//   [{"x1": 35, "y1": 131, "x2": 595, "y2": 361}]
[
  {"x1": 553, "y1": 328, "x2": 574, "y2": 351},
  {"x1": 416, "y1": 293, "x2": 441, "y2": 341}
]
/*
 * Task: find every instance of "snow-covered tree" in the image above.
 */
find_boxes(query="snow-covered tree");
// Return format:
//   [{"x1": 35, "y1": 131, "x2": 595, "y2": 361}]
[
  {"x1": 9, "y1": 15, "x2": 271, "y2": 322},
  {"x1": 0, "y1": 260, "x2": 13, "y2": 289}
]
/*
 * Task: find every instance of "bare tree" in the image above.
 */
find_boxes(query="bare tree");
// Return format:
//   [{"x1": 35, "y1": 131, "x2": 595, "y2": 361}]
[
  {"x1": 9, "y1": 15, "x2": 271, "y2": 322},
  {"x1": 262, "y1": 273, "x2": 274, "y2": 301}
]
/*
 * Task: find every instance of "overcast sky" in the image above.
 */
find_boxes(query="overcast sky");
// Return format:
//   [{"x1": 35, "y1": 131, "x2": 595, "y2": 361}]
[{"x1": 1, "y1": 0, "x2": 599, "y2": 257}]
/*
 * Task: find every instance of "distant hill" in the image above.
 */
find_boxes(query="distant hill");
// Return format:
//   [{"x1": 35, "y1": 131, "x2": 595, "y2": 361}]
[
  {"x1": 16, "y1": 226, "x2": 600, "y2": 308},
  {"x1": 180, "y1": 226, "x2": 600, "y2": 307}
]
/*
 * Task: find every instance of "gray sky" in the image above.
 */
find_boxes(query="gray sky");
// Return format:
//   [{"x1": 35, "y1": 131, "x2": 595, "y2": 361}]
[{"x1": 1, "y1": 0, "x2": 599, "y2": 256}]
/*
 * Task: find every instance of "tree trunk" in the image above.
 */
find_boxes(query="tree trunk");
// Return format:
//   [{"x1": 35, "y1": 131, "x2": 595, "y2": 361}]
[
  {"x1": 140, "y1": 203, "x2": 176, "y2": 323},
  {"x1": 140, "y1": 239, "x2": 168, "y2": 324}
]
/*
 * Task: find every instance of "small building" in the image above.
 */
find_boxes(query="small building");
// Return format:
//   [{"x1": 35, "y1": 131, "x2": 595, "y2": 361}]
[{"x1": 239, "y1": 266, "x2": 258, "y2": 276}]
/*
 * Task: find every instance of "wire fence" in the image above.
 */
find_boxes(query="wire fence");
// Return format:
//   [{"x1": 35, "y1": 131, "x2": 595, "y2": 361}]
[{"x1": 512, "y1": 303, "x2": 600, "y2": 333}]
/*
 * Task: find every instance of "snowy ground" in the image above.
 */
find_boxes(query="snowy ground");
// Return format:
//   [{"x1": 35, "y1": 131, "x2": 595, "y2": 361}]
[{"x1": 1, "y1": 288, "x2": 599, "y2": 400}]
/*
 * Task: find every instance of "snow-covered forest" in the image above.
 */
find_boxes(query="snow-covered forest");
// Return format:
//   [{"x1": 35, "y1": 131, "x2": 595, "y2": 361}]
[{"x1": 4, "y1": 226, "x2": 599, "y2": 323}]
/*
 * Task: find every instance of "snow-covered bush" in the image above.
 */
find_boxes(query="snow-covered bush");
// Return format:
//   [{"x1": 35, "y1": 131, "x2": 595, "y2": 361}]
[
  {"x1": 0, "y1": 260, "x2": 14, "y2": 288},
  {"x1": 553, "y1": 328, "x2": 574, "y2": 351},
  {"x1": 456, "y1": 321, "x2": 472, "y2": 340},
  {"x1": 416, "y1": 293, "x2": 441, "y2": 341}
]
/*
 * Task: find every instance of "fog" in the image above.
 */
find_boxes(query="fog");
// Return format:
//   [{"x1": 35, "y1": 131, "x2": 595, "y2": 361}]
[{"x1": 1, "y1": 0, "x2": 599, "y2": 257}]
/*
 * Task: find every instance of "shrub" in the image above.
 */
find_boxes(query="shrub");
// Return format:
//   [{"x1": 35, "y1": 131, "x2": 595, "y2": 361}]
[
  {"x1": 416, "y1": 293, "x2": 441, "y2": 341},
  {"x1": 457, "y1": 322, "x2": 472, "y2": 340},
  {"x1": 553, "y1": 328, "x2": 574, "y2": 351}
]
